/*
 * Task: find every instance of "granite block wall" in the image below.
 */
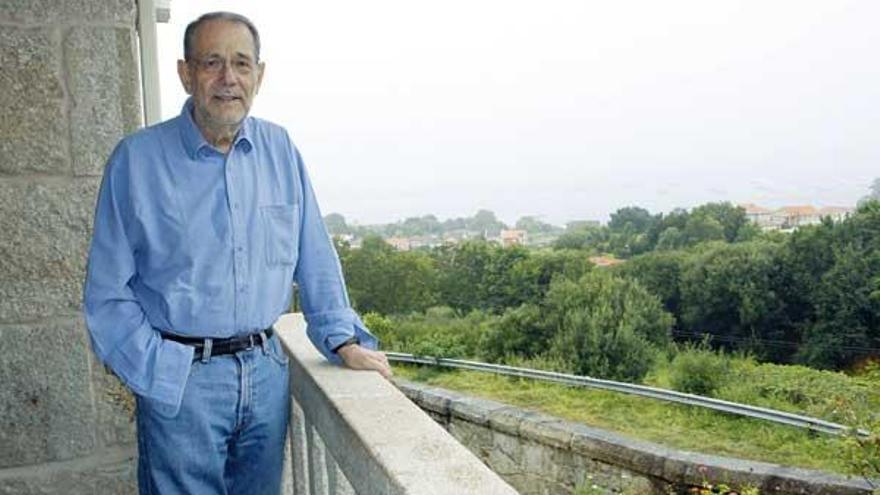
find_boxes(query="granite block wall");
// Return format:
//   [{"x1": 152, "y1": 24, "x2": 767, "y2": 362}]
[{"x1": 0, "y1": 1, "x2": 142, "y2": 492}]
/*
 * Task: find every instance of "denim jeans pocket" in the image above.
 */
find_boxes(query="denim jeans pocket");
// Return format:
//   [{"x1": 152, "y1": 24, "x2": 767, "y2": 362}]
[{"x1": 266, "y1": 335, "x2": 289, "y2": 366}]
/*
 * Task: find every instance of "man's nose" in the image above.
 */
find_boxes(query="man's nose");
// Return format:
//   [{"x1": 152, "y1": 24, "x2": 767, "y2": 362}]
[{"x1": 218, "y1": 62, "x2": 237, "y2": 83}]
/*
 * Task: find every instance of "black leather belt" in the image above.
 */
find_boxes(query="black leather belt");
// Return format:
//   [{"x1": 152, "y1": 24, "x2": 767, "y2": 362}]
[{"x1": 162, "y1": 327, "x2": 274, "y2": 361}]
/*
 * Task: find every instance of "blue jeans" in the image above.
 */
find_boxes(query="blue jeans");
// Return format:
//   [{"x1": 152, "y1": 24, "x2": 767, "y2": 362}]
[{"x1": 136, "y1": 334, "x2": 290, "y2": 495}]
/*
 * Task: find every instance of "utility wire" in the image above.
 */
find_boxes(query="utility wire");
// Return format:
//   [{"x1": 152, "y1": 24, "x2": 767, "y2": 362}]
[{"x1": 671, "y1": 330, "x2": 880, "y2": 353}]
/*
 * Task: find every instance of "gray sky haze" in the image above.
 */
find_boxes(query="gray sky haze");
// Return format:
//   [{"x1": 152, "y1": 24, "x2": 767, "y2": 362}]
[{"x1": 158, "y1": 1, "x2": 880, "y2": 225}]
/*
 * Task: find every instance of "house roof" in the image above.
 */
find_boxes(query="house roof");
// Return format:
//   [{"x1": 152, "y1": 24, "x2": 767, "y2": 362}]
[
  {"x1": 776, "y1": 205, "x2": 818, "y2": 216},
  {"x1": 739, "y1": 203, "x2": 772, "y2": 214},
  {"x1": 589, "y1": 255, "x2": 625, "y2": 267},
  {"x1": 817, "y1": 206, "x2": 854, "y2": 215},
  {"x1": 500, "y1": 229, "x2": 526, "y2": 239}
]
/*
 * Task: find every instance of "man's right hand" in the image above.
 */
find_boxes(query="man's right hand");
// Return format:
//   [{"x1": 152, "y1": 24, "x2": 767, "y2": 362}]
[{"x1": 337, "y1": 344, "x2": 393, "y2": 379}]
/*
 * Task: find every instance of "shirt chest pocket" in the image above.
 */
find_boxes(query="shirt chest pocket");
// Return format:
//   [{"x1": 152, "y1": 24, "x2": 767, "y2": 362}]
[{"x1": 260, "y1": 204, "x2": 300, "y2": 266}]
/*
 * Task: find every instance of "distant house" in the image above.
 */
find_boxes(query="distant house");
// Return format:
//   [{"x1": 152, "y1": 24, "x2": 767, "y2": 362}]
[
  {"x1": 588, "y1": 255, "x2": 625, "y2": 268},
  {"x1": 441, "y1": 231, "x2": 470, "y2": 245},
  {"x1": 386, "y1": 237, "x2": 411, "y2": 251},
  {"x1": 739, "y1": 203, "x2": 774, "y2": 229},
  {"x1": 741, "y1": 203, "x2": 855, "y2": 231},
  {"x1": 499, "y1": 229, "x2": 527, "y2": 247},
  {"x1": 816, "y1": 206, "x2": 854, "y2": 223},
  {"x1": 773, "y1": 205, "x2": 820, "y2": 229},
  {"x1": 408, "y1": 235, "x2": 439, "y2": 250}
]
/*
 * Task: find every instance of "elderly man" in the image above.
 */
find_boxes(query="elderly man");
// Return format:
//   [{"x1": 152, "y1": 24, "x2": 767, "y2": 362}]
[{"x1": 83, "y1": 11, "x2": 391, "y2": 494}]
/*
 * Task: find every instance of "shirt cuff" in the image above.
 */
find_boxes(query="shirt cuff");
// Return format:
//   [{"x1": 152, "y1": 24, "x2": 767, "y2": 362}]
[
  {"x1": 109, "y1": 330, "x2": 194, "y2": 412},
  {"x1": 305, "y1": 308, "x2": 378, "y2": 365},
  {"x1": 151, "y1": 338, "x2": 196, "y2": 410}
]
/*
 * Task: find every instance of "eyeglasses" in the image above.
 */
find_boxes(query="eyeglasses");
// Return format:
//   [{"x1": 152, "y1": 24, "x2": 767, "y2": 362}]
[{"x1": 188, "y1": 56, "x2": 256, "y2": 75}]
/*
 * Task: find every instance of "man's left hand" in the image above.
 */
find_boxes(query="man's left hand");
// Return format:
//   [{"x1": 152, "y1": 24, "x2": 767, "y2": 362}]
[{"x1": 337, "y1": 345, "x2": 393, "y2": 379}]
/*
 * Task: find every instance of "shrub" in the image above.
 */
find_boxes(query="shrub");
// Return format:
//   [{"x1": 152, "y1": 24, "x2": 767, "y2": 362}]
[
  {"x1": 362, "y1": 312, "x2": 394, "y2": 347},
  {"x1": 842, "y1": 408, "x2": 880, "y2": 490},
  {"x1": 717, "y1": 359, "x2": 878, "y2": 422},
  {"x1": 544, "y1": 271, "x2": 674, "y2": 382},
  {"x1": 479, "y1": 303, "x2": 548, "y2": 363},
  {"x1": 369, "y1": 308, "x2": 496, "y2": 358},
  {"x1": 667, "y1": 344, "x2": 730, "y2": 396}
]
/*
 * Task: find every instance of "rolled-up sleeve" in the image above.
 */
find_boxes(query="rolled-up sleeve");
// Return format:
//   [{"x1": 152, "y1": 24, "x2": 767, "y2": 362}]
[
  {"x1": 288, "y1": 141, "x2": 378, "y2": 364},
  {"x1": 83, "y1": 142, "x2": 193, "y2": 408}
]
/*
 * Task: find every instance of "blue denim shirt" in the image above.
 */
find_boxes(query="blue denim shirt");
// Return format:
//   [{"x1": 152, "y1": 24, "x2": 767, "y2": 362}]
[{"x1": 84, "y1": 99, "x2": 376, "y2": 409}]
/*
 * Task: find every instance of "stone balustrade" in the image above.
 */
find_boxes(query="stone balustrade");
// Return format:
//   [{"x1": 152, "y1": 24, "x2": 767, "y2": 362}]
[{"x1": 274, "y1": 313, "x2": 518, "y2": 495}]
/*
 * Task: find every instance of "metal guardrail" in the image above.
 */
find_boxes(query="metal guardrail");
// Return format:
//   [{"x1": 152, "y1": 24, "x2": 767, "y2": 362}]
[{"x1": 387, "y1": 352, "x2": 869, "y2": 437}]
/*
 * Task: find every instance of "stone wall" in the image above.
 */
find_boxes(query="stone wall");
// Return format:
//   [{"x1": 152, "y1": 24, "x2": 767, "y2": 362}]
[
  {"x1": 396, "y1": 381, "x2": 875, "y2": 495},
  {"x1": 0, "y1": 1, "x2": 142, "y2": 493}
]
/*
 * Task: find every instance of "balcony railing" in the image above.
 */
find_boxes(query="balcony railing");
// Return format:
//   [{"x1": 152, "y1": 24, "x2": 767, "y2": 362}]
[{"x1": 275, "y1": 313, "x2": 518, "y2": 495}]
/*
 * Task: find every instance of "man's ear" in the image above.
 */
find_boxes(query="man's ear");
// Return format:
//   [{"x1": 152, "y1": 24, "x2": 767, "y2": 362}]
[
  {"x1": 177, "y1": 59, "x2": 193, "y2": 94},
  {"x1": 255, "y1": 61, "x2": 266, "y2": 94}
]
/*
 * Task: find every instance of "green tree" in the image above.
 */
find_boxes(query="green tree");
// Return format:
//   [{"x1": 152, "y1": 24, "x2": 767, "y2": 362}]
[
  {"x1": 545, "y1": 271, "x2": 673, "y2": 381},
  {"x1": 647, "y1": 208, "x2": 689, "y2": 247},
  {"x1": 433, "y1": 241, "x2": 528, "y2": 313},
  {"x1": 798, "y1": 246, "x2": 880, "y2": 369},
  {"x1": 339, "y1": 235, "x2": 439, "y2": 314},
  {"x1": 433, "y1": 241, "x2": 495, "y2": 313},
  {"x1": 858, "y1": 177, "x2": 880, "y2": 205},
  {"x1": 777, "y1": 218, "x2": 836, "y2": 330},
  {"x1": 615, "y1": 249, "x2": 687, "y2": 320},
  {"x1": 467, "y1": 209, "x2": 507, "y2": 237},
  {"x1": 780, "y1": 201, "x2": 880, "y2": 369},
  {"x1": 607, "y1": 229, "x2": 652, "y2": 258},
  {"x1": 679, "y1": 241, "x2": 794, "y2": 361},
  {"x1": 552, "y1": 226, "x2": 609, "y2": 251},
  {"x1": 505, "y1": 249, "x2": 594, "y2": 306},
  {"x1": 608, "y1": 206, "x2": 656, "y2": 234},
  {"x1": 400, "y1": 214, "x2": 442, "y2": 236},
  {"x1": 442, "y1": 216, "x2": 468, "y2": 231},
  {"x1": 324, "y1": 213, "x2": 349, "y2": 235},
  {"x1": 483, "y1": 271, "x2": 673, "y2": 382},
  {"x1": 690, "y1": 202, "x2": 751, "y2": 243},
  {"x1": 683, "y1": 213, "x2": 725, "y2": 245},
  {"x1": 515, "y1": 216, "x2": 560, "y2": 234},
  {"x1": 481, "y1": 244, "x2": 531, "y2": 311},
  {"x1": 655, "y1": 226, "x2": 686, "y2": 251}
]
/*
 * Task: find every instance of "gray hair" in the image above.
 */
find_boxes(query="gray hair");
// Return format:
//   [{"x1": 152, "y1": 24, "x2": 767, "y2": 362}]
[{"x1": 183, "y1": 11, "x2": 261, "y2": 62}]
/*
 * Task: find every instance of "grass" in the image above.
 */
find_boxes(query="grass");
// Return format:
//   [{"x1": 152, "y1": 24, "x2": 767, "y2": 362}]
[{"x1": 393, "y1": 363, "x2": 861, "y2": 476}]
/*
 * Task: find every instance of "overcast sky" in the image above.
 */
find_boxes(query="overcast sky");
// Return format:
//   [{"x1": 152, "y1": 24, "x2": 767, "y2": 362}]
[{"x1": 157, "y1": 1, "x2": 880, "y2": 226}]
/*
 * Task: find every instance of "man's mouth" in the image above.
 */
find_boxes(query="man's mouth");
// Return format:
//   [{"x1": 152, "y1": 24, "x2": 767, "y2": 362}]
[{"x1": 213, "y1": 95, "x2": 240, "y2": 102}]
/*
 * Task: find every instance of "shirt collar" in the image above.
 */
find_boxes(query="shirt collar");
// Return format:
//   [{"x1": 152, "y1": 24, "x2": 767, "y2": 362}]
[{"x1": 179, "y1": 98, "x2": 254, "y2": 159}]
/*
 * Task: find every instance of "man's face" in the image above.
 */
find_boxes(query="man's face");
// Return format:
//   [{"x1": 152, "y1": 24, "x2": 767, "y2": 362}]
[{"x1": 177, "y1": 20, "x2": 265, "y2": 131}]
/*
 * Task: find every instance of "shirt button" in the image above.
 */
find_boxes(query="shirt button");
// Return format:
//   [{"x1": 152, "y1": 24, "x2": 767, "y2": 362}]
[{"x1": 236, "y1": 247, "x2": 243, "y2": 252}]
